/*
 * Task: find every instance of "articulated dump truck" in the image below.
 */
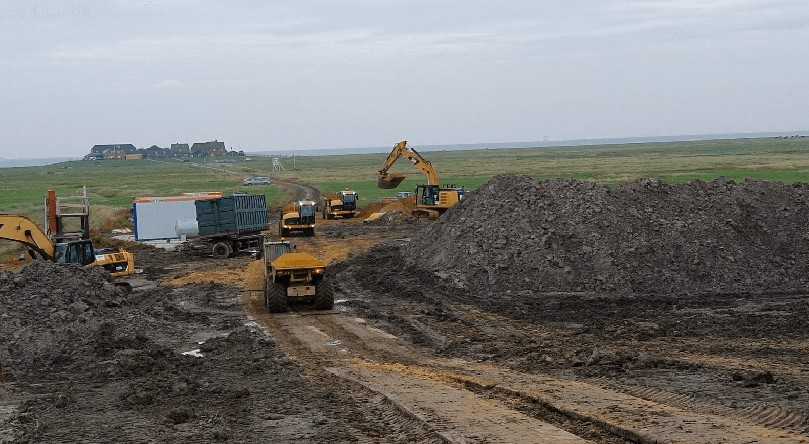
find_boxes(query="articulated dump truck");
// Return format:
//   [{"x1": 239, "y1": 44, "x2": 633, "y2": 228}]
[
  {"x1": 321, "y1": 190, "x2": 359, "y2": 219},
  {"x1": 263, "y1": 238, "x2": 333, "y2": 313},
  {"x1": 279, "y1": 200, "x2": 316, "y2": 236}
]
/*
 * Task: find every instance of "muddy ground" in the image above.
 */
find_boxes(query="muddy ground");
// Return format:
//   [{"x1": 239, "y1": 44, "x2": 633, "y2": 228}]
[
  {"x1": 326, "y1": 178, "x2": 809, "y2": 439},
  {"x1": 335, "y1": 244, "x2": 809, "y2": 430},
  {"x1": 3, "y1": 176, "x2": 809, "y2": 443},
  {"x1": 0, "y1": 245, "x2": 440, "y2": 443}
]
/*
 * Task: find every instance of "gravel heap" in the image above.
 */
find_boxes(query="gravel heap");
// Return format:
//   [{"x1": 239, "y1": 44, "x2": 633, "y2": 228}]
[{"x1": 404, "y1": 176, "x2": 809, "y2": 296}]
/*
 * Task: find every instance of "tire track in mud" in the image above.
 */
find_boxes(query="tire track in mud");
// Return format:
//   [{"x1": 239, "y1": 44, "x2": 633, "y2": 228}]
[
  {"x1": 241, "y1": 280, "x2": 624, "y2": 444},
  {"x1": 240, "y1": 269, "x2": 447, "y2": 444},
  {"x1": 595, "y1": 380, "x2": 809, "y2": 436}
]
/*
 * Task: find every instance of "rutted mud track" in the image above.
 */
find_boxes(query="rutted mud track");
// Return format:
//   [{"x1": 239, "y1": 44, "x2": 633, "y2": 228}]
[
  {"x1": 244, "y1": 210, "x2": 808, "y2": 443},
  {"x1": 313, "y1": 177, "x2": 809, "y2": 443},
  {"x1": 0, "y1": 248, "x2": 442, "y2": 443}
]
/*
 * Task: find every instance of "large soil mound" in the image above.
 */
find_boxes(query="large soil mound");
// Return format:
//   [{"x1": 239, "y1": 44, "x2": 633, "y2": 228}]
[{"x1": 404, "y1": 176, "x2": 809, "y2": 296}]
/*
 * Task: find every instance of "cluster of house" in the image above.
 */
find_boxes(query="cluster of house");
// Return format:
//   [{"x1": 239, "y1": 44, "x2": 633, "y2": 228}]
[{"x1": 83, "y1": 140, "x2": 245, "y2": 161}]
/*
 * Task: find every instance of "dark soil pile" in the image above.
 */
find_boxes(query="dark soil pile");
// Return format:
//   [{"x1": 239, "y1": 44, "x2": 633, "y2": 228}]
[
  {"x1": 404, "y1": 176, "x2": 809, "y2": 296},
  {"x1": 0, "y1": 262, "x2": 128, "y2": 380},
  {"x1": 1, "y1": 261, "x2": 437, "y2": 443}
]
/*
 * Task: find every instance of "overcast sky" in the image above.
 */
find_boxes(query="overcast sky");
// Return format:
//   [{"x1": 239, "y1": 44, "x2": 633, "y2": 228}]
[{"x1": 1, "y1": 0, "x2": 807, "y2": 157}]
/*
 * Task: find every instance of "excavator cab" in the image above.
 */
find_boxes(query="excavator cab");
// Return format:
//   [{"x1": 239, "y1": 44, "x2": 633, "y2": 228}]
[
  {"x1": 53, "y1": 239, "x2": 96, "y2": 266},
  {"x1": 416, "y1": 185, "x2": 439, "y2": 206}
]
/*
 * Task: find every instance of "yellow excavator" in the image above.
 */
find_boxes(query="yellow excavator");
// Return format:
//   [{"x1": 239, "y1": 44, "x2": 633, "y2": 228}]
[
  {"x1": 0, "y1": 214, "x2": 135, "y2": 278},
  {"x1": 377, "y1": 140, "x2": 464, "y2": 219},
  {"x1": 0, "y1": 189, "x2": 135, "y2": 282}
]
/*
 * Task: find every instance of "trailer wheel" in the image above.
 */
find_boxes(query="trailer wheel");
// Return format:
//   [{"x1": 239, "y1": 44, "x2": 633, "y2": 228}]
[
  {"x1": 265, "y1": 280, "x2": 288, "y2": 313},
  {"x1": 212, "y1": 241, "x2": 232, "y2": 259},
  {"x1": 313, "y1": 280, "x2": 334, "y2": 310}
]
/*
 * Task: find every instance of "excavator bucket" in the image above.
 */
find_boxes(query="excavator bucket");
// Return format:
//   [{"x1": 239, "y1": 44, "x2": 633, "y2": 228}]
[{"x1": 377, "y1": 173, "x2": 406, "y2": 189}]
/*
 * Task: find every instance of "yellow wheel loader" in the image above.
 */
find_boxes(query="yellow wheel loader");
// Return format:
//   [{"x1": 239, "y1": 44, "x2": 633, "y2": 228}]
[
  {"x1": 263, "y1": 239, "x2": 332, "y2": 313},
  {"x1": 321, "y1": 190, "x2": 359, "y2": 219},
  {"x1": 377, "y1": 140, "x2": 464, "y2": 219},
  {"x1": 279, "y1": 200, "x2": 316, "y2": 236}
]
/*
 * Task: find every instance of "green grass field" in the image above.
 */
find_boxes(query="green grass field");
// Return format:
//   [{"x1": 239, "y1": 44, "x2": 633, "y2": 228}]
[{"x1": 2, "y1": 137, "x2": 809, "y2": 223}]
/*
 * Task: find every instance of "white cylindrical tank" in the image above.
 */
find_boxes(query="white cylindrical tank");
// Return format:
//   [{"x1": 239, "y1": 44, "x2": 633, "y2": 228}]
[{"x1": 175, "y1": 219, "x2": 199, "y2": 237}]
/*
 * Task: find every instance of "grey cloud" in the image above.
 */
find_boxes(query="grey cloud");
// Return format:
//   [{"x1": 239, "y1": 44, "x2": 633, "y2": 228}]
[{"x1": 0, "y1": 0, "x2": 807, "y2": 156}]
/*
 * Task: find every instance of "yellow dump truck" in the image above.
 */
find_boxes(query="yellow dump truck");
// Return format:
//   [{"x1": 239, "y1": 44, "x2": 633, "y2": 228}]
[
  {"x1": 279, "y1": 200, "x2": 316, "y2": 236},
  {"x1": 263, "y1": 239, "x2": 333, "y2": 312},
  {"x1": 321, "y1": 190, "x2": 359, "y2": 219}
]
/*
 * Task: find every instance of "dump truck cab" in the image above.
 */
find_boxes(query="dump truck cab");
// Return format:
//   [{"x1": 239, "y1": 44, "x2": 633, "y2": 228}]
[
  {"x1": 263, "y1": 239, "x2": 333, "y2": 313},
  {"x1": 321, "y1": 190, "x2": 359, "y2": 219},
  {"x1": 280, "y1": 200, "x2": 316, "y2": 236}
]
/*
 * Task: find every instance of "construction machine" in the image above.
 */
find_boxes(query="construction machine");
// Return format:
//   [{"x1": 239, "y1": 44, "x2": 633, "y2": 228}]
[
  {"x1": 0, "y1": 214, "x2": 135, "y2": 279},
  {"x1": 0, "y1": 189, "x2": 135, "y2": 281},
  {"x1": 263, "y1": 238, "x2": 332, "y2": 313},
  {"x1": 321, "y1": 190, "x2": 359, "y2": 219},
  {"x1": 279, "y1": 200, "x2": 316, "y2": 236},
  {"x1": 377, "y1": 140, "x2": 464, "y2": 219}
]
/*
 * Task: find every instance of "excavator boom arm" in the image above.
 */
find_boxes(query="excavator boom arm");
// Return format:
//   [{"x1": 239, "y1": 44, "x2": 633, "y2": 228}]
[
  {"x1": 0, "y1": 214, "x2": 55, "y2": 259},
  {"x1": 378, "y1": 140, "x2": 440, "y2": 187}
]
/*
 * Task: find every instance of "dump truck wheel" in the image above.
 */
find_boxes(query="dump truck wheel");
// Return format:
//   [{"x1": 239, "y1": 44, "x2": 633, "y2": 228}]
[
  {"x1": 306, "y1": 228, "x2": 315, "y2": 237},
  {"x1": 265, "y1": 281, "x2": 288, "y2": 313},
  {"x1": 212, "y1": 241, "x2": 231, "y2": 259},
  {"x1": 313, "y1": 280, "x2": 334, "y2": 310}
]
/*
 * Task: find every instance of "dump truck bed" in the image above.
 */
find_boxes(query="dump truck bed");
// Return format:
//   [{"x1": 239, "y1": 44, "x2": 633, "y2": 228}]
[{"x1": 270, "y1": 252, "x2": 325, "y2": 270}]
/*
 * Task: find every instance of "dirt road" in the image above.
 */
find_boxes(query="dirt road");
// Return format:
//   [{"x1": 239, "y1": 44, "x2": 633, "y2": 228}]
[
  {"x1": 243, "y1": 217, "x2": 809, "y2": 443},
  {"x1": 272, "y1": 177, "x2": 321, "y2": 203}
]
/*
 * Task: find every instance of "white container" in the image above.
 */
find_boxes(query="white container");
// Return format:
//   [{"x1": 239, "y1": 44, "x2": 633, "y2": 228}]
[{"x1": 133, "y1": 199, "x2": 198, "y2": 241}]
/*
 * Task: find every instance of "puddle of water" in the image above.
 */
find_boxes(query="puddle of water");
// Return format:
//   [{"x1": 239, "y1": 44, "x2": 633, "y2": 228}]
[{"x1": 182, "y1": 349, "x2": 204, "y2": 358}]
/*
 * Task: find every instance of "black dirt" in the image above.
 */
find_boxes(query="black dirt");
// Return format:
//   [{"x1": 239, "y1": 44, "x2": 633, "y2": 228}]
[
  {"x1": 331, "y1": 176, "x2": 809, "y2": 433},
  {"x1": 405, "y1": 176, "x2": 809, "y2": 296},
  {"x1": 0, "y1": 260, "x2": 438, "y2": 443}
]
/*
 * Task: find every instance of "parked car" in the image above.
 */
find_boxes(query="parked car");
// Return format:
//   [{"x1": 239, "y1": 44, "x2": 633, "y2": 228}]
[{"x1": 242, "y1": 176, "x2": 272, "y2": 186}]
